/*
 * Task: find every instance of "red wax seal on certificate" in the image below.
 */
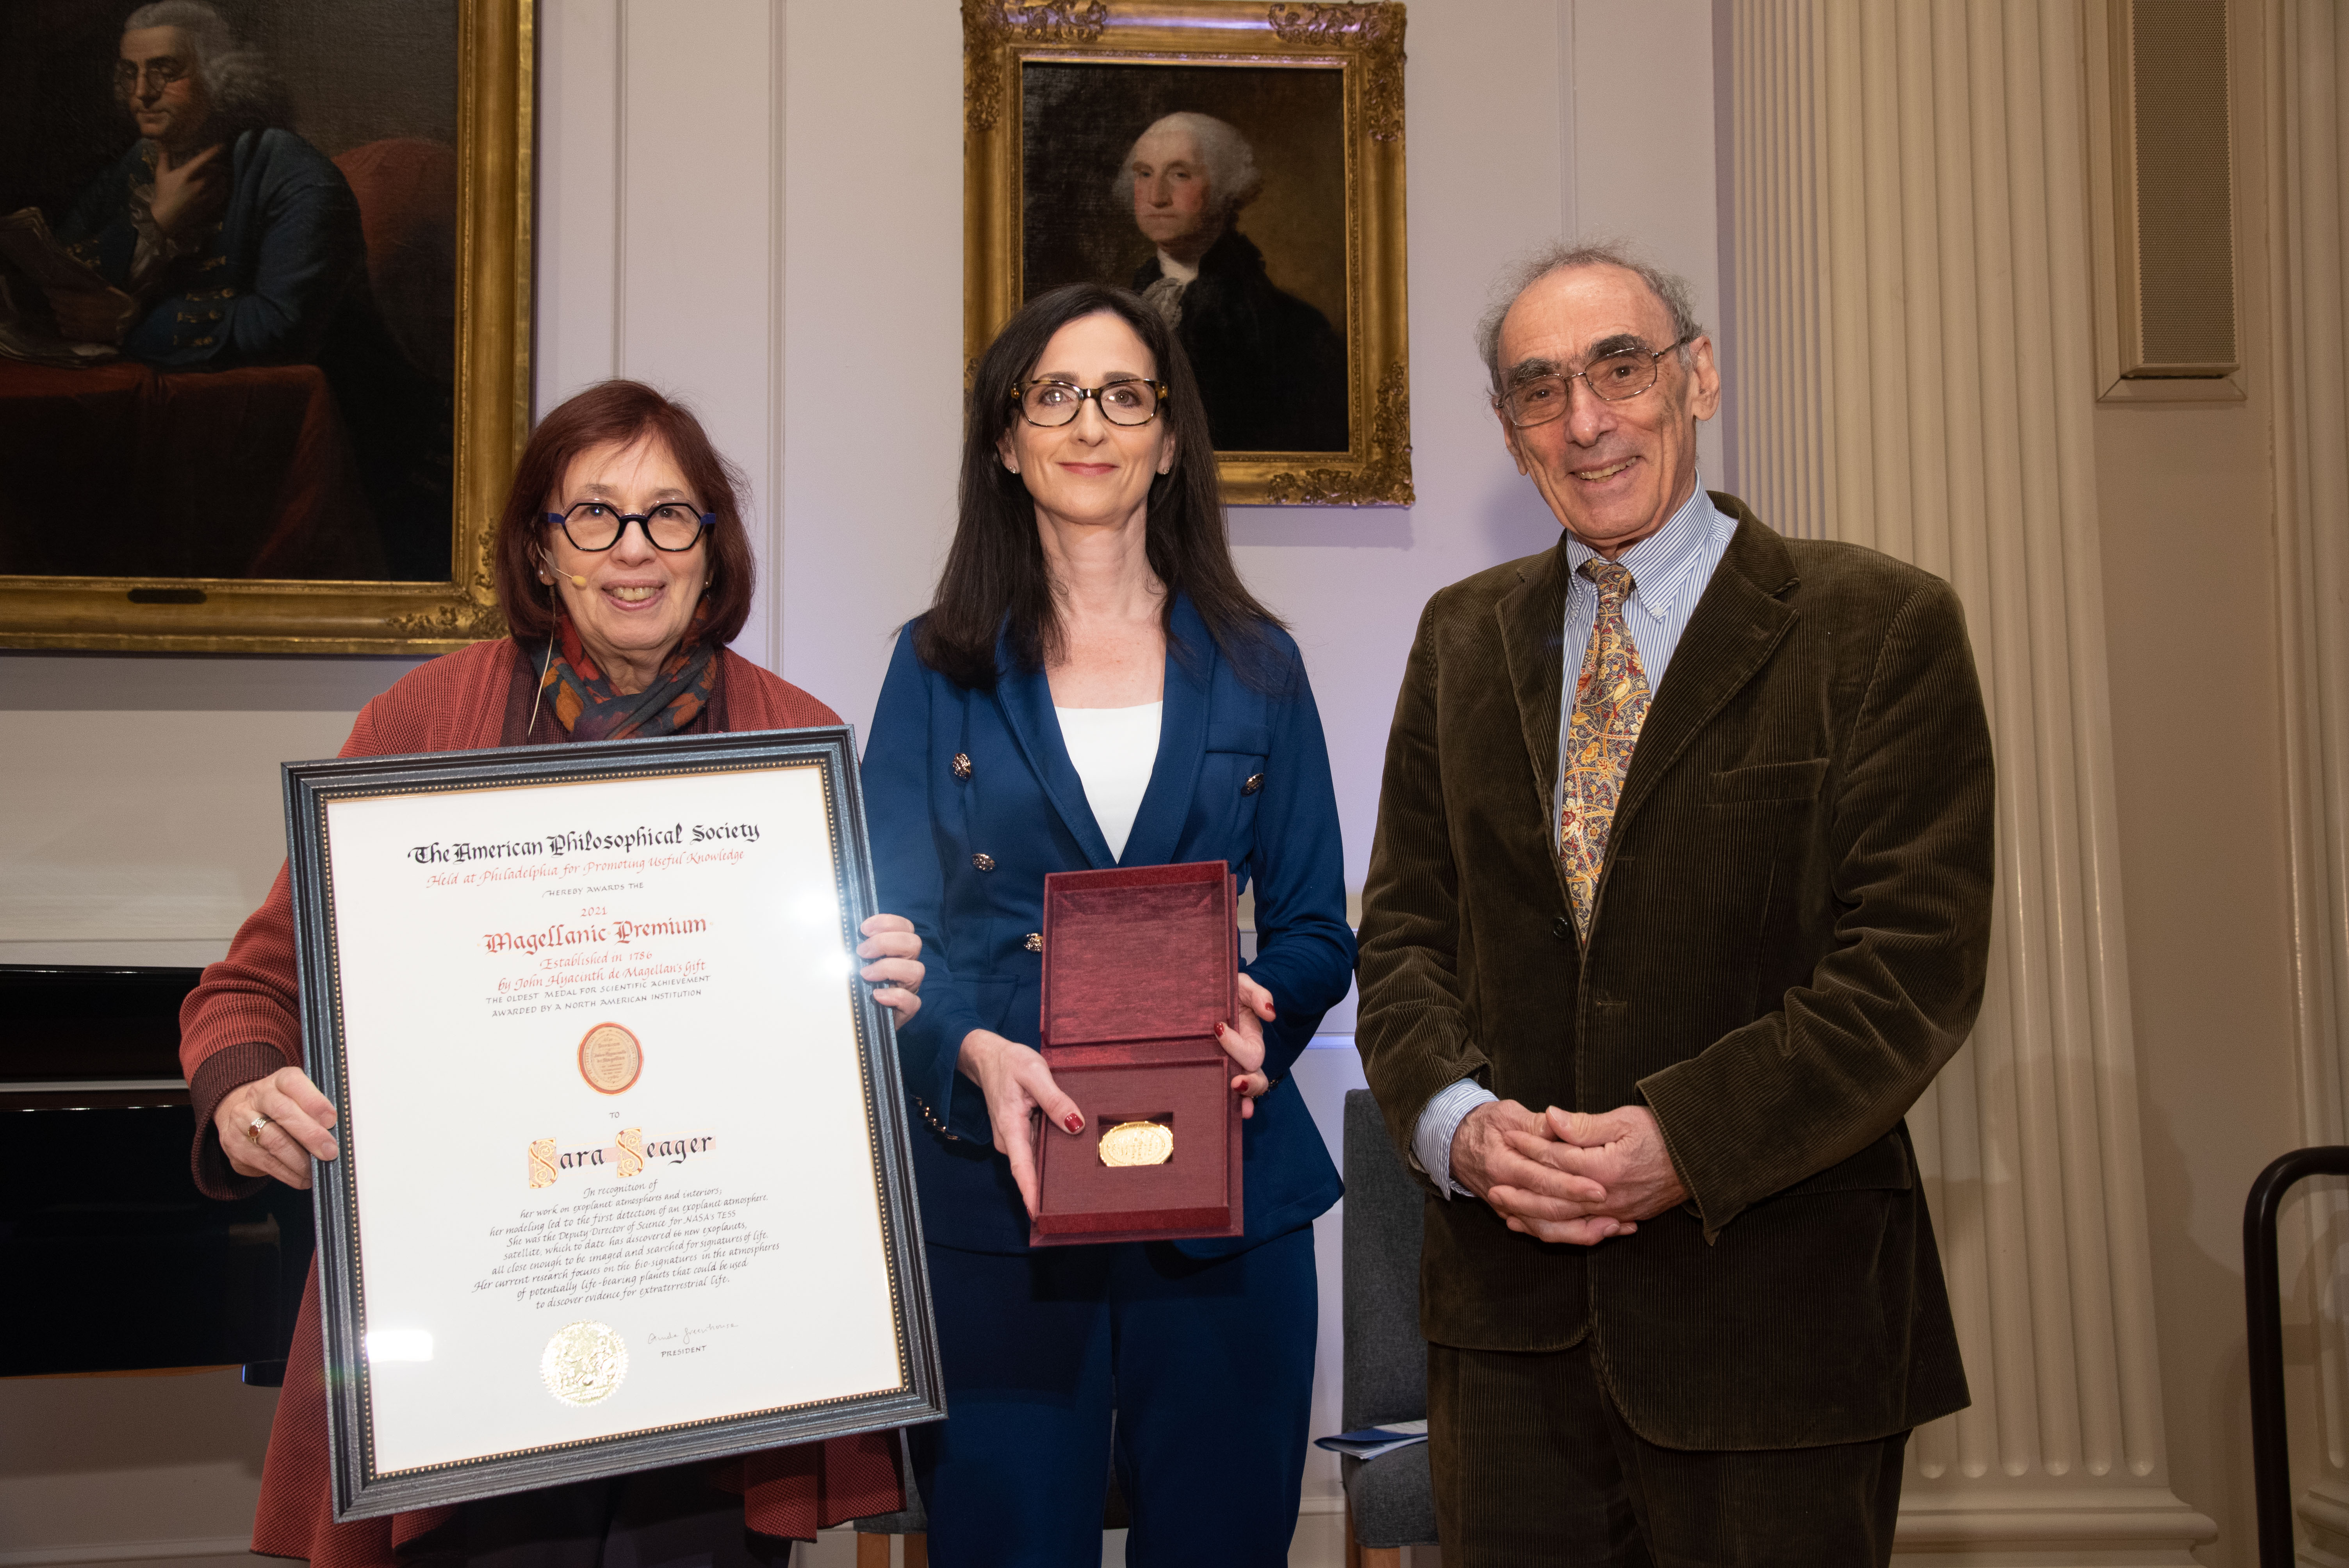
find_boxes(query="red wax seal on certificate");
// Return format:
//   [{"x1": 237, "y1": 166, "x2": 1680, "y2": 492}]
[{"x1": 577, "y1": 1023, "x2": 642, "y2": 1094}]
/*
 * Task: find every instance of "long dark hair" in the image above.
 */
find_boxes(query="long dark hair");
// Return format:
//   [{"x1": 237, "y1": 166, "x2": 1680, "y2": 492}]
[{"x1": 913, "y1": 283, "x2": 1285, "y2": 691}]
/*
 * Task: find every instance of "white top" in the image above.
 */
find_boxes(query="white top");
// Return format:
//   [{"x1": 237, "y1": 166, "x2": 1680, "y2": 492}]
[{"x1": 1055, "y1": 702, "x2": 1162, "y2": 861}]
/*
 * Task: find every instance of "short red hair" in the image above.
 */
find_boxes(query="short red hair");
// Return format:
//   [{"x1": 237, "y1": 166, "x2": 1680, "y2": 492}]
[{"x1": 494, "y1": 381, "x2": 756, "y2": 645}]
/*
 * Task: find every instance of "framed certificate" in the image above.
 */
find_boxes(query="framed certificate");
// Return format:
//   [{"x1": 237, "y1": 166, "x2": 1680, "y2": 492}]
[{"x1": 283, "y1": 727, "x2": 941, "y2": 1520}]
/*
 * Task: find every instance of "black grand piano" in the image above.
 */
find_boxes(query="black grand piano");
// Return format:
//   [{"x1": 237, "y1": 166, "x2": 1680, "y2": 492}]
[{"x1": 1, "y1": 964, "x2": 310, "y2": 1380}]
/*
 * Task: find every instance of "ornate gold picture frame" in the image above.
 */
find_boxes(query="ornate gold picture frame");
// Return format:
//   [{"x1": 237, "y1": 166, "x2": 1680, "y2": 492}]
[
  {"x1": 964, "y1": 0, "x2": 1411, "y2": 506},
  {"x1": 0, "y1": 0, "x2": 530, "y2": 654}
]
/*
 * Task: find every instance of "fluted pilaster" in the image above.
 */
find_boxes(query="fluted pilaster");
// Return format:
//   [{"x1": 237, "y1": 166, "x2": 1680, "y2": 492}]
[
  {"x1": 2264, "y1": 0, "x2": 2349, "y2": 1559},
  {"x1": 1729, "y1": 3, "x2": 2214, "y2": 1558}
]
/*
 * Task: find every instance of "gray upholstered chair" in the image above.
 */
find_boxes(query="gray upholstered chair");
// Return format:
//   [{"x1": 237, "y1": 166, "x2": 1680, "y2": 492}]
[{"x1": 1341, "y1": 1088, "x2": 1438, "y2": 1566}]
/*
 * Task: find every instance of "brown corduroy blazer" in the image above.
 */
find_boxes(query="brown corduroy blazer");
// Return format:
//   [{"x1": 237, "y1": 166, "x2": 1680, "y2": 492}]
[{"x1": 1356, "y1": 495, "x2": 1991, "y2": 1450}]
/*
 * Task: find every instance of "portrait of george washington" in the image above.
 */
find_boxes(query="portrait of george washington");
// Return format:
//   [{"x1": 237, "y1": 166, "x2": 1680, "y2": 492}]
[{"x1": 1020, "y1": 63, "x2": 1351, "y2": 456}]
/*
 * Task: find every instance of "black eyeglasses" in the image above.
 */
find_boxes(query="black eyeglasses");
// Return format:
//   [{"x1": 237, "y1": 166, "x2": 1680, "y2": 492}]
[
  {"x1": 1498, "y1": 335, "x2": 1697, "y2": 428},
  {"x1": 1009, "y1": 378, "x2": 1169, "y2": 428},
  {"x1": 543, "y1": 501, "x2": 715, "y2": 553}
]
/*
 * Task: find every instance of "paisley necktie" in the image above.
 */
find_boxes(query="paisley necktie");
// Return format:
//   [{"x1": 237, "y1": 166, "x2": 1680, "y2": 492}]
[{"x1": 1559, "y1": 559, "x2": 1652, "y2": 939}]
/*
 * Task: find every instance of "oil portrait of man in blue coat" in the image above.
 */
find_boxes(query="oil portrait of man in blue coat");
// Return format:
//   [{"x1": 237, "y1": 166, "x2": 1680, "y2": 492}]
[{"x1": 0, "y1": 1, "x2": 455, "y2": 581}]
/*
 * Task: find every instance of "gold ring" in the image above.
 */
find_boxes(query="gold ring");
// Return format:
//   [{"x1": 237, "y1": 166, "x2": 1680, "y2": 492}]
[{"x1": 245, "y1": 1114, "x2": 272, "y2": 1145}]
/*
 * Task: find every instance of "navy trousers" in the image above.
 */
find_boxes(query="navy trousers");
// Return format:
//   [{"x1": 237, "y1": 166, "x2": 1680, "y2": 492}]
[{"x1": 909, "y1": 1227, "x2": 1319, "y2": 1568}]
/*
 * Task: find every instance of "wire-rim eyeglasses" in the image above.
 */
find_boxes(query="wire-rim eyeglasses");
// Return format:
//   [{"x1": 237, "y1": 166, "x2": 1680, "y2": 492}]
[{"x1": 1497, "y1": 334, "x2": 1698, "y2": 428}]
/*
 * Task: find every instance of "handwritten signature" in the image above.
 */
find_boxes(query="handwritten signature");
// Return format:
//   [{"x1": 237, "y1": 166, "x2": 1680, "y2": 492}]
[{"x1": 645, "y1": 1322, "x2": 740, "y2": 1347}]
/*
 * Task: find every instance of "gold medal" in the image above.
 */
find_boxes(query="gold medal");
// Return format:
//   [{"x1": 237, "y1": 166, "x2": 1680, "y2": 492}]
[
  {"x1": 578, "y1": 1023, "x2": 643, "y2": 1094},
  {"x1": 541, "y1": 1321, "x2": 627, "y2": 1406},
  {"x1": 1098, "y1": 1120, "x2": 1174, "y2": 1167}
]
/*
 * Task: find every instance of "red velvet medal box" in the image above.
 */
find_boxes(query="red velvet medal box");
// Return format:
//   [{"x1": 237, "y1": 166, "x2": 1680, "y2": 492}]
[{"x1": 1030, "y1": 861, "x2": 1244, "y2": 1247}]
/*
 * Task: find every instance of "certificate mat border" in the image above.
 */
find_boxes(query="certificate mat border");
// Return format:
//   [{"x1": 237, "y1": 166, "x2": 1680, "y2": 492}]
[{"x1": 283, "y1": 726, "x2": 942, "y2": 1521}]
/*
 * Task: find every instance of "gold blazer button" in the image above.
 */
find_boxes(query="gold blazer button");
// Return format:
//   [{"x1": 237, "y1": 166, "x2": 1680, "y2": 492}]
[
  {"x1": 972, "y1": 853, "x2": 996, "y2": 871},
  {"x1": 1242, "y1": 773, "x2": 1265, "y2": 795},
  {"x1": 952, "y1": 753, "x2": 973, "y2": 780},
  {"x1": 1024, "y1": 932, "x2": 1043, "y2": 953}
]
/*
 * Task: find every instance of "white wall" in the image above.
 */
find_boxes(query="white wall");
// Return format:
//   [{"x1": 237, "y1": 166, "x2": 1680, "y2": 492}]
[
  {"x1": 535, "y1": 0, "x2": 795, "y2": 670},
  {"x1": 0, "y1": 2, "x2": 1721, "y2": 1560},
  {"x1": 542, "y1": 0, "x2": 1723, "y2": 826},
  {"x1": 0, "y1": 663, "x2": 419, "y2": 966},
  {"x1": 1232, "y1": 0, "x2": 1722, "y2": 905},
  {"x1": 0, "y1": 0, "x2": 1726, "y2": 958}
]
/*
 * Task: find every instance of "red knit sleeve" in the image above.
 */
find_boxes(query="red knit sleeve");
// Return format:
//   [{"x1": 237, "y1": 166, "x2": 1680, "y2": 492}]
[
  {"x1": 176, "y1": 675, "x2": 422, "y2": 1199},
  {"x1": 718, "y1": 650, "x2": 844, "y2": 731},
  {"x1": 180, "y1": 864, "x2": 305, "y2": 1198}
]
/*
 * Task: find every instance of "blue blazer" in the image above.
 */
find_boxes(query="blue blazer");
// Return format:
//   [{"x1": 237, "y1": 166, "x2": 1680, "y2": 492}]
[
  {"x1": 864, "y1": 595, "x2": 1355, "y2": 1256},
  {"x1": 61, "y1": 128, "x2": 366, "y2": 369}
]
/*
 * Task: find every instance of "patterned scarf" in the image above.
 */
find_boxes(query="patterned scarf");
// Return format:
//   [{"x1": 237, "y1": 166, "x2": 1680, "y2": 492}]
[{"x1": 541, "y1": 600, "x2": 719, "y2": 740}]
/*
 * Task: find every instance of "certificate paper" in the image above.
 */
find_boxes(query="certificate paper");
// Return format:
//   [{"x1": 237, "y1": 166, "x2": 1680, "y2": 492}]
[{"x1": 285, "y1": 729, "x2": 940, "y2": 1520}]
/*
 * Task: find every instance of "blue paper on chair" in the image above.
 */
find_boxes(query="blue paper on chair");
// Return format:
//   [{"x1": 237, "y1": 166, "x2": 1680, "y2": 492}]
[{"x1": 1314, "y1": 1418, "x2": 1429, "y2": 1460}]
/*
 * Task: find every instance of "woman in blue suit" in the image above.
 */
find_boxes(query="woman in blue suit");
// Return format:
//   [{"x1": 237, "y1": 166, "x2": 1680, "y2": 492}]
[{"x1": 864, "y1": 283, "x2": 1354, "y2": 1566}]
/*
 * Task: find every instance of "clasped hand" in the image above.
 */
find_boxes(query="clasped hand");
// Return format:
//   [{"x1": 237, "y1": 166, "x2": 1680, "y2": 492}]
[
  {"x1": 959, "y1": 973, "x2": 1278, "y2": 1217},
  {"x1": 1449, "y1": 1100, "x2": 1688, "y2": 1246}
]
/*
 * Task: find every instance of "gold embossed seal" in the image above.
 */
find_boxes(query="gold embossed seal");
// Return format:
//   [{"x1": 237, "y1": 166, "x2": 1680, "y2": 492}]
[
  {"x1": 541, "y1": 1321, "x2": 627, "y2": 1406},
  {"x1": 1098, "y1": 1120, "x2": 1174, "y2": 1167},
  {"x1": 578, "y1": 1023, "x2": 643, "y2": 1094}
]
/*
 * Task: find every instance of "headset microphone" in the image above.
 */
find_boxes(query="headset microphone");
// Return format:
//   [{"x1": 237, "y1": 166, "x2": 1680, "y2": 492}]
[
  {"x1": 527, "y1": 556, "x2": 581, "y2": 738},
  {"x1": 536, "y1": 552, "x2": 590, "y2": 589}
]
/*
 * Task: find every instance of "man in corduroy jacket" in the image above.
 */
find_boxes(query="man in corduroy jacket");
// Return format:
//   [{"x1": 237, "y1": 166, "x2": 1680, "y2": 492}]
[{"x1": 1355, "y1": 241, "x2": 1993, "y2": 1565}]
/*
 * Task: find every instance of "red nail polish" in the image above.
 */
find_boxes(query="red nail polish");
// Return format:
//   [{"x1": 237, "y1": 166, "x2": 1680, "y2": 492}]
[{"x1": 1064, "y1": 1114, "x2": 1083, "y2": 1133}]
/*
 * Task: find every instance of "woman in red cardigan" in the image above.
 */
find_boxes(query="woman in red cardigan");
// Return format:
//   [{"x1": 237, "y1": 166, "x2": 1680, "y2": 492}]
[{"x1": 179, "y1": 380, "x2": 920, "y2": 1567}]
